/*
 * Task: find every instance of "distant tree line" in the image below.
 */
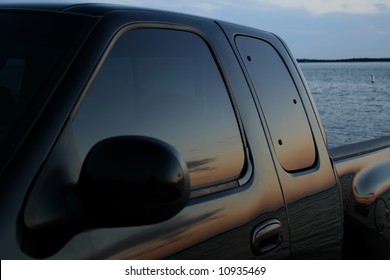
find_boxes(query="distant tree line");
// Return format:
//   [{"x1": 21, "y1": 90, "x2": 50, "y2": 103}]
[{"x1": 297, "y1": 58, "x2": 390, "y2": 63}]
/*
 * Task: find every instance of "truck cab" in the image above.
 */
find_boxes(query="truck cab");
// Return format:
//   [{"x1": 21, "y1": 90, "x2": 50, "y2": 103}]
[{"x1": 1, "y1": 3, "x2": 368, "y2": 259}]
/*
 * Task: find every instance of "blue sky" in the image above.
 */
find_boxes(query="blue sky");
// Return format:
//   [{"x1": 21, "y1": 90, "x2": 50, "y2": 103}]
[{"x1": 5, "y1": 0, "x2": 390, "y2": 59}]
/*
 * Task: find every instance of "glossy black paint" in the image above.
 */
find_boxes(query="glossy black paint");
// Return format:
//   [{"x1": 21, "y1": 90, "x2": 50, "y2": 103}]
[
  {"x1": 23, "y1": 6, "x2": 288, "y2": 259},
  {"x1": 330, "y1": 138, "x2": 390, "y2": 259},
  {"x1": 1, "y1": 3, "x2": 381, "y2": 260},
  {"x1": 22, "y1": 136, "x2": 190, "y2": 258},
  {"x1": 71, "y1": 136, "x2": 190, "y2": 226},
  {"x1": 218, "y1": 21, "x2": 343, "y2": 259},
  {"x1": 169, "y1": 209, "x2": 290, "y2": 260}
]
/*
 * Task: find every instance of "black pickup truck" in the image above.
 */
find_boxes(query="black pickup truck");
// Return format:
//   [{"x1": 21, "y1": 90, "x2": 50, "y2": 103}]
[{"x1": 0, "y1": 3, "x2": 389, "y2": 259}]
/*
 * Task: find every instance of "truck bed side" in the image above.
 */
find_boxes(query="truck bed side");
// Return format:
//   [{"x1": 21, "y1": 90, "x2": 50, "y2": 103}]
[{"x1": 331, "y1": 136, "x2": 390, "y2": 258}]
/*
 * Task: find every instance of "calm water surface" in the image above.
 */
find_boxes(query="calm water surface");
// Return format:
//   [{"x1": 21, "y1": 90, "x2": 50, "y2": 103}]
[{"x1": 300, "y1": 62, "x2": 390, "y2": 148}]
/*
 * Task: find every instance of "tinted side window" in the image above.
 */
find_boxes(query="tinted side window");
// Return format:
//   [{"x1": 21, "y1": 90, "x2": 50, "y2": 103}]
[
  {"x1": 73, "y1": 28, "x2": 245, "y2": 189},
  {"x1": 236, "y1": 36, "x2": 316, "y2": 172},
  {"x1": 0, "y1": 13, "x2": 90, "y2": 147}
]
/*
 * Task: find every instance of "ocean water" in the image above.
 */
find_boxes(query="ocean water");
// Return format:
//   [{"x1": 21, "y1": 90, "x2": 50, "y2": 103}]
[{"x1": 299, "y1": 62, "x2": 390, "y2": 148}]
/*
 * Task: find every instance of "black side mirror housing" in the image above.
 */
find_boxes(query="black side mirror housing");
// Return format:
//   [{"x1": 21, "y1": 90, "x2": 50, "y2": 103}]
[
  {"x1": 22, "y1": 136, "x2": 190, "y2": 258},
  {"x1": 67, "y1": 136, "x2": 190, "y2": 227}
]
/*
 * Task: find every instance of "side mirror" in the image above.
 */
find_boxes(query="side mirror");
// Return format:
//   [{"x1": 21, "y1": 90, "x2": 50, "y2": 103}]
[
  {"x1": 23, "y1": 136, "x2": 190, "y2": 258},
  {"x1": 67, "y1": 136, "x2": 191, "y2": 227}
]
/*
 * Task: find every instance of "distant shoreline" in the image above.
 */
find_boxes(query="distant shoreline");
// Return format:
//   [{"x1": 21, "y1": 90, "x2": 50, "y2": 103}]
[{"x1": 297, "y1": 58, "x2": 390, "y2": 63}]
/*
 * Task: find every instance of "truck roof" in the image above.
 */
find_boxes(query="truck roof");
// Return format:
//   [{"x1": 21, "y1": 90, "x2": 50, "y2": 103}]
[
  {"x1": 0, "y1": 2, "x2": 193, "y2": 17},
  {"x1": 0, "y1": 2, "x2": 276, "y2": 38}
]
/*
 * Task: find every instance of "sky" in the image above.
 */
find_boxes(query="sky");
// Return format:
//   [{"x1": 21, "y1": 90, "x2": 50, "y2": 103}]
[{"x1": 4, "y1": 0, "x2": 390, "y2": 59}]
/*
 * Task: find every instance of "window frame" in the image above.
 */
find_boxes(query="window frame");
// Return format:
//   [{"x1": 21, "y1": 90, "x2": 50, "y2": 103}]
[
  {"x1": 71, "y1": 23, "x2": 253, "y2": 198},
  {"x1": 234, "y1": 34, "x2": 318, "y2": 173}
]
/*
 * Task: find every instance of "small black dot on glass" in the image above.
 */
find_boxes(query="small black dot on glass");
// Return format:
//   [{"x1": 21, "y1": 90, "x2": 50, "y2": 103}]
[
  {"x1": 247, "y1": 56, "x2": 252, "y2": 61},
  {"x1": 278, "y1": 139, "x2": 283, "y2": 145},
  {"x1": 293, "y1": 99, "x2": 297, "y2": 104}
]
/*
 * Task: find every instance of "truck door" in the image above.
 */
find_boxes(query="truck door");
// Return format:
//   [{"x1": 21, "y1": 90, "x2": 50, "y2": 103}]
[
  {"x1": 21, "y1": 12, "x2": 291, "y2": 259},
  {"x1": 225, "y1": 23, "x2": 343, "y2": 258}
]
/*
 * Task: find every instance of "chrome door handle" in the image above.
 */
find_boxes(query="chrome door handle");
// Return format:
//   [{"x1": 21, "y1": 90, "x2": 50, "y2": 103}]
[{"x1": 251, "y1": 219, "x2": 282, "y2": 255}]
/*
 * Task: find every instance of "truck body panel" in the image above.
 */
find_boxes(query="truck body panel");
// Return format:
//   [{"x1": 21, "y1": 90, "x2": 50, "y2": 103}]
[{"x1": 0, "y1": 3, "x2": 387, "y2": 259}]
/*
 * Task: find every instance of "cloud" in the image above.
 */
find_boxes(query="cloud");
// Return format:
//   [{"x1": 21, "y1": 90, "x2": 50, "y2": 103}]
[
  {"x1": 189, "y1": 2, "x2": 221, "y2": 13},
  {"x1": 358, "y1": 25, "x2": 390, "y2": 37},
  {"x1": 260, "y1": 0, "x2": 390, "y2": 15},
  {"x1": 12, "y1": 0, "x2": 388, "y2": 16},
  {"x1": 91, "y1": 0, "x2": 227, "y2": 14}
]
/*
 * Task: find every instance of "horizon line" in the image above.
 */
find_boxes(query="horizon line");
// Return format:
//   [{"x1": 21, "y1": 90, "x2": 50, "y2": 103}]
[{"x1": 297, "y1": 57, "x2": 390, "y2": 63}]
